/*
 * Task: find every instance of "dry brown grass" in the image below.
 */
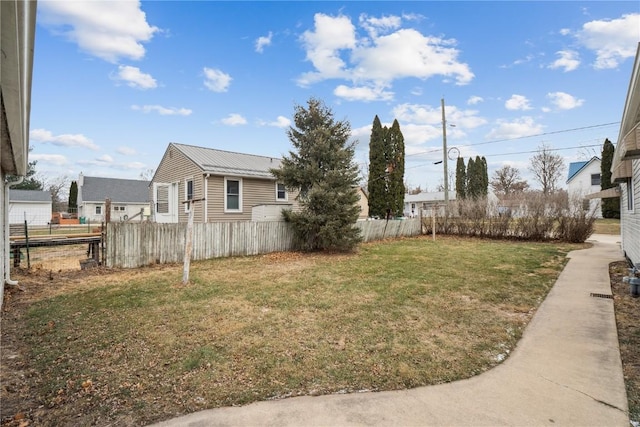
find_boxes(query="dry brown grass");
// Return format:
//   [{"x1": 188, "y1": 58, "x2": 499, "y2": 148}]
[{"x1": 1, "y1": 236, "x2": 578, "y2": 426}]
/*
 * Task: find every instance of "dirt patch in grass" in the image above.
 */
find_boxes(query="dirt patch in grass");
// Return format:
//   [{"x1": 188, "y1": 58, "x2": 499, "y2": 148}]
[
  {"x1": 610, "y1": 260, "x2": 640, "y2": 424},
  {"x1": 1, "y1": 236, "x2": 579, "y2": 426}
]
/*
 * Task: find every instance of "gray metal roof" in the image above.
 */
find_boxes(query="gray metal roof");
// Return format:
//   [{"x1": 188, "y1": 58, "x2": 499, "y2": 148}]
[
  {"x1": 81, "y1": 176, "x2": 150, "y2": 203},
  {"x1": 171, "y1": 143, "x2": 282, "y2": 179},
  {"x1": 9, "y1": 189, "x2": 52, "y2": 203}
]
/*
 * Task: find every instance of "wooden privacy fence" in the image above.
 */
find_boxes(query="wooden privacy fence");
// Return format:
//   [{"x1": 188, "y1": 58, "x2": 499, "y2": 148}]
[{"x1": 106, "y1": 218, "x2": 421, "y2": 269}]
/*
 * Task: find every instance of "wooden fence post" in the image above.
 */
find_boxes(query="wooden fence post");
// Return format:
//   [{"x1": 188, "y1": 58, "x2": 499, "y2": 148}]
[{"x1": 182, "y1": 198, "x2": 204, "y2": 285}]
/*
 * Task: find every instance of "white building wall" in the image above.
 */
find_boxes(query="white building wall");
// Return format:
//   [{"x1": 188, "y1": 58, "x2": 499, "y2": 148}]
[
  {"x1": 621, "y1": 159, "x2": 640, "y2": 268},
  {"x1": 8, "y1": 202, "x2": 51, "y2": 226},
  {"x1": 568, "y1": 160, "x2": 602, "y2": 218}
]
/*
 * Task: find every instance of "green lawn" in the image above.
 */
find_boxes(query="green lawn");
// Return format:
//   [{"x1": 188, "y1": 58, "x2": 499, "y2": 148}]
[
  {"x1": 9, "y1": 236, "x2": 582, "y2": 426},
  {"x1": 593, "y1": 218, "x2": 620, "y2": 235}
]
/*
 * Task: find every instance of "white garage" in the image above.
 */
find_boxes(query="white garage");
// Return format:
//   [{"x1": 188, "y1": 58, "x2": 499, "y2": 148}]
[{"x1": 9, "y1": 189, "x2": 52, "y2": 226}]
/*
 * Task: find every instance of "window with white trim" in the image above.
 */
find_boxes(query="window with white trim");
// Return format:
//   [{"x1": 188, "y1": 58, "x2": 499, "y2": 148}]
[
  {"x1": 185, "y1": 178, "x2": 194, "y2": 212},
  {"x1": 276, "y1": 182, "x2": 287, "y2": 201},
  {"x1": 95, "y1": 205, "x2": 102, "y2": 215},
  {"x1": 627, "y1": 179, "x2": 634, "y2": 211},
  {"x1": 225, "y1": 178, "x2": 242, "y2": 212},
  {"x1": 591, "y1": 174, "x2": 601, "y2": 186}
]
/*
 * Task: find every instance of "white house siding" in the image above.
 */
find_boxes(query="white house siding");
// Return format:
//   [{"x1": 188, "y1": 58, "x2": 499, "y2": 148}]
[
  {"x1": 152, "y1": 147, "x2": 205, "y2": 223},
  {"x1": 621, "y1": 158, "x2": 640, "y2": 268},
  {"x1": 567, "y1": 159, "x2": 602, "y2": 218},
  {"x1": 9, "y1": 201, "x2": 51, "y2": 226}
]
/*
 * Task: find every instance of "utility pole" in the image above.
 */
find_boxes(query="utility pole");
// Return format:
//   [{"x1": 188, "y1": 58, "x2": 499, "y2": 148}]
[{"x1": 441, "y1": 98, "x2": 449, "y2": 219}]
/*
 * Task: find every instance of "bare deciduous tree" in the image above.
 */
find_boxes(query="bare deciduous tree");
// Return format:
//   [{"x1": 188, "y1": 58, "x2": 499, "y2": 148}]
[
  {"x1": 529, "y1": 145, "x2": 565, "y2": 195},
  {"x1": 490, "y1": 165, "x2": 529, "y2": 197},
  {"x1": 41, "y1": 175, "x2": 70, "y2": 212}
]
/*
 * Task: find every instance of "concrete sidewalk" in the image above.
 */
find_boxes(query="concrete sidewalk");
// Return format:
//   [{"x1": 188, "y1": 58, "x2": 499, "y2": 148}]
[{"x1": 152, "y1": 234, "x2": 629, "y2": 426}]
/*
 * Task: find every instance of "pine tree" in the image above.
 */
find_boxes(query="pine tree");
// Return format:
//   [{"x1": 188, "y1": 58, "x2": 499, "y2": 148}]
[
  {"x1": 68, "y1": 181, "x2": 78, "y2": 213},
  {"x1": 466, "y1": 157, "x2": 479, "y2": 199},
  {"x1": 387, "y1": 119, "x2": 405, "y2": 217},
  {"x1": 367, "y1": 116, "x2": 387, "y2": 219},
  {"x1": 600, "y1": 138, "x2": 620, "y2": 218},
  {"x1": 480, "y1": 156, "x2": 489, "y2": 196},
  {"x1": 456, "y1": 157, "x2": 467, "y2": 200},
  {"x1": 271, "y1": 98, "x2": 362, "y2": 251}
]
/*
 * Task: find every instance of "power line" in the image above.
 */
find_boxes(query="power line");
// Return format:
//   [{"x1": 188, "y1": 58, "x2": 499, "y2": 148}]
[{"x1": 404, "y1": 121, "x2": 619, "y2": 158}]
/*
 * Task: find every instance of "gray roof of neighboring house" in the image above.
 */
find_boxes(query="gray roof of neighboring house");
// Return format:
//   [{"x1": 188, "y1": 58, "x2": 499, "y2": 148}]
[
  {"x1": 81, "y1": 176, "x2": 150, "y2": 203},
  {"x1": 9, "y1": 189, "x2": 52, "y2": 203},
  {"x1": 170, "y1": 143, "x2": 282, "y2": 179}
]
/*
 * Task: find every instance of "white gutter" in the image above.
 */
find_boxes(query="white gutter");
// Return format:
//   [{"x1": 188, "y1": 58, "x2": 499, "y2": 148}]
[{"x1": 5, "y1": 176, "x2": 24, "y2": 287}]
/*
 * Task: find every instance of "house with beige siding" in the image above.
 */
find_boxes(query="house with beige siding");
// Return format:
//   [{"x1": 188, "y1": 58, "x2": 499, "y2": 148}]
[
  {"x1": 151, "y1": 143, "x2": 297, "y2": 223},
  {"x1": 610, "y1": 43, "x2": 640, "y2": 269}
]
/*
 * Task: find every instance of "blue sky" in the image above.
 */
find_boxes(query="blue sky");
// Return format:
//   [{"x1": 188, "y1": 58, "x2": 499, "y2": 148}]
[{"x1": 30, "y1": 1, "x2": 640, "y2": 191}]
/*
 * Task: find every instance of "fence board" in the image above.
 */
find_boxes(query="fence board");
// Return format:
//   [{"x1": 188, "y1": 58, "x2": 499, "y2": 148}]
[{"x1": 106, "y1": 219, "x2": 420, "y2": 268}]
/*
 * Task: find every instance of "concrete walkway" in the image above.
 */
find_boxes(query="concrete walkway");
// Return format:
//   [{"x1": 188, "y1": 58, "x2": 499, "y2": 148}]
[{"x1": 152, "y1": 234, "x2": 629, "y2": 426}]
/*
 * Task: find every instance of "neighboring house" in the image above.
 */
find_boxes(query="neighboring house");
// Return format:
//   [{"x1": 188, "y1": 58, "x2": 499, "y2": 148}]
[
  {"x1": 567, "y1": 157, "x2": 602, "y2": 218},
  {"x1": 77, "y1": 174, "x2": 151, "y2": 223},
  {"x1": 151, "y1": 143, "x2": 298, "y2": 223},
  {"x1": 9, "y1": 189, "x2": 52, "y2": 226},
  {"x1": 1, "y1": 0, "x2": 37, "y2": 307},
  {"x1": 356, "y1": 187, "x2": 369, "y2": 220},
  {"x1": 610, "y1": 43, "x2": 640, "y2": 269},
  {"x1": 403, "y1": 191, "x2": 457, "y2": 217}
]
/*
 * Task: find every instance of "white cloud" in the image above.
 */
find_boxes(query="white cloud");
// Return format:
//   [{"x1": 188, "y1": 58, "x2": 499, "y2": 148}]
[
  {"x1": 559, "y1": 28, "x2": 572, "y2": 36},
  {"x1": 505, "y1": 95, "x2": 532, "y2": 111},
  {"x1": 298, "y1": 14, "x2": 357, "y2": 85},
  {"x1": 548, "y1": 50, "x2": 580, "y2": 72},
  {"x1": 131, "y1": 105, "x2": 192, "y2": 116},
  {"x1": 577, "y1": 13, "x2": 640, "y2": 69},
  {"x1": 392, "y1": 103, "x2": 487, "y2": 130},
  {"x1": 39, "y1": 0, "x2": 159, "y2": 63},
  {"x1": 467, "y1": 96, "x2": 484, "y2": 105},
  {"x1": 117, "y1": 146, "x2": 137, "y2": 156},
  {"x1": 203, "y1": 67, "x2": 232, "y2": 92},
  {"x1": 255, "y1": 32, "x2": 273, "y2": 53},
  {"x1": 334, "y1": 85, "x2": 394, "y2": 102},
  {"x1": 264, "y1": 116, "x2": 291, "y2": 128},
  {"x1": 297, "y1": 13, "x2": 474, "y2": 98},
  {"x1": 29, "y1": 153, "x2": 68, "y2": 166},
  {"x1": 486, "y1": 117, "x2": 544, "y2": 140},
  {"x1": 359, "y1": 13, "x2": 402, "y2": 38},
  {"x1": 546, "y1": 91, "x2": 584, "y2": 110},
  {"x1": 114, "y1": 65, "x2": 157, "y2": 89},
  {"x1": 30, "y1": 128, "x2": 99, "y2": 150},
  {"x1": 221, "y1": 114, "x2": 247, "y2": 126}
]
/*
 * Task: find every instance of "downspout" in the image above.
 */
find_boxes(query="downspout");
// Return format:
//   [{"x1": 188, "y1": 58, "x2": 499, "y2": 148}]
[
  {"x1": 204, "y1": 174, "x2": 210, "y2": 222},
  {"x1": 5, "y1": 176, "x2": 25, "y2": 286}
]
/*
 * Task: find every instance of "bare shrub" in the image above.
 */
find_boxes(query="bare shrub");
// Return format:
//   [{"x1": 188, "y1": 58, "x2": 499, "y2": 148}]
[{"x1": 425, "y1": 190, "x2": 594, "y2": 243}]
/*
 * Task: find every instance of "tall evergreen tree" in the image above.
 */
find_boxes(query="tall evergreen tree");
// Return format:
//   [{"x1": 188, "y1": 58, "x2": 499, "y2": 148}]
[
  {"x1": 480, "y1": 156, "x2": 489, "y2": 196},
  {"x1": 367, "y1": 116, "x2": 387, "y2": 218},
  {"x1": 455, "y1": 156, "x2": 467, "y2": 200},
  {"x1": 387, "y1": 119, "x2": 405, "y2": 217},
  {"x1": 68, "y1": 181, "x2": 78, "y2": 213},
  {"x1": 271, "y1": 98, "x2": 362, "y2": 251},
  {"x1": 600, "y1": 138, "x2": 620, "y2": 218},
  {"x1": 466, "y1": 157, "x2": 480, "y2": 199}
]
